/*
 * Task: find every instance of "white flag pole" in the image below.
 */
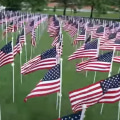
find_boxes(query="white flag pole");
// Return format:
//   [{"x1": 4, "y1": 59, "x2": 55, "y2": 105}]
[
  {"x1": 84, "y1": 25, "x2": 88, "y2": 77},
  {"x1": 100, "y1": 47, "x2": 116, "y2": 115},
  {"x1": 117, "y1": 100, "x2": 120, "y2": 120},
  {"x1": 56, "y1": 92, "x2": 59, "y2": 110},
  {"x1": 75, "y1": 21, "x2": 79, "y2": 50},
  {"x1": 0, "y1": 105, "x2": 1, "y2": 120},
  {"x1": 30, "y1": 44, "x2": 33, "y2": 59},
  {"x1": 20, "y1": 46, "x2": 22, "y2": 84},
  {"x1": 1, "y1": 15, "x2": 3, "y2": 41},
  {"x1": 24, "y1": 25, "x2": 27, "y2": 62},
  {"x1": 56, "y1": 20, "x2": 62, "y2": 110},
  {"x1": 11, "y1": 31, "x2": 15, "y2": 103},
  {"x1": 58, "y1": 58, "x2": 63, "y2": 118},
  {"x1": 5, "y1": 15, "x2": 7, "y2": 44},
  {"x1": 58, "y1": 20, "x2": 63, "y2": 117},
  {"x1": 80, "y1": 104, "x2": 87, "y2": 120},
  {"x1": 117, "y1": 60, "x2": 120, "y2": 120},
  {"x1": 93, "y1": 38, "x2": 100, "y2": 83}
]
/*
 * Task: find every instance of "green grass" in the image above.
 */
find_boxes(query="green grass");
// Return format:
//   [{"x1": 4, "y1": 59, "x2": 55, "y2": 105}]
[
  {"x1": 0, "y1": 22, "x2": 120, "y2": 120},
  {"x1": 42, "y1": 10, "x2": 120, "y2": 20}
]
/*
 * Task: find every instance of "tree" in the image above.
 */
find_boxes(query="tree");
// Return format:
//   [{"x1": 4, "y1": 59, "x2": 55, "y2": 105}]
[
  {"x1": 0, "y1": 0, "x2": 23, "y2": 10},
  {"x1": 25, "y1": 0, "x2": 47, "y2": 11},
  {"x1": 81, "y1": 0, "x2": 107, "y2": 18}
]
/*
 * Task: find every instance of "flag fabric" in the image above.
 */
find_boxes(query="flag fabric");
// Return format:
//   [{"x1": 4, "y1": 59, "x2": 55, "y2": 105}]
[
  {"x1": 21, "y1": 47, "x2": 57, "y2": 75},
  {"x1": 69, "y1": 73, "x2": 120, "y2": 112},
  {"x1": 92, "y1": 26, "x2": 104, "y2": 39},
  {"x1": 68, "y1": 39, "x2": 98, "y2": 61},
  {"x1": 51, "y1": 35, "x2": 60, "y2": 47},
  {"x1": 73, "y1": 28, "x2": 86, "y2": 45},
  {"x1": 108, "y1": 32, "x2": 116, "y2": 40},
  {"x1": 24, "y1": 64, "x2": 60, "y2": 102},
  {"x1": 25, "y1": 20, "x2": 34, "y2": 34},
  {"x1": 31, "y1": 28, "x2": 36, "y2": 46},
  {"x1": 0, "y1": 41, "x2": 14, "y2": 67},
  {"x1": 57, "y1": 111, "x2": 82, "y2": 120},
  {"x1": 3, "y1": 21, "x2": 15, "y2": 36},
  {"x1": 76, "y1": 51, "x2": 113, "y2": 72},
  {"x1": 13, "y1": 34, "x2": 21, "y2": 56},
  {"x1": 19, "y1": 28, "x2": 25, "y2": 46},
  {"x1": 100, "y1": 39, "x2": 120, "y2": 51},
  {"x1": 113, "y1": 56, "x2": 120, "y2": 63}
]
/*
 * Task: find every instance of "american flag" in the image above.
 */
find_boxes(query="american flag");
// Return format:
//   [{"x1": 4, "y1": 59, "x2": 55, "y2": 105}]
[
  {"x1": 57, "y1": 111, "x2": 82, "y2": 120},
  {"x1": 51, "y1": 35, "x2": 60, "y2": 47},
  {"x1": 73, "y1": 28, "x2": 86, "y2": 45},
  {"x1": 19, "y1": 28, "x2": 25, "y2": 46},
  {"x1": 3, "y1": 21, "x2": 14, "y2": 36},
  {"x1": 25, "y1": 20, "x2": 34, "y2": 34},
  {"x1": 69, "y1": 23, "x2": 78, "y2": 38},
  {"x1": 0, "y1": 41, "x2": 14, "y2": 67},
  {"x1": 76, "y1": 51, "x2": 113, "y2": 72},
  {"x1": 24, "y1": 64, "x2": 60, "y2": 102},
  {"x1": 92, "y1": 26, "x2": 104, "y2": 39},
  {"x1": 108, "y1": 32, "x2": 116, "y2": 40},
  {"x1": 63, "y1": 20, "x2": 72, "y2": 32},
  {"x1": 86, "y1": 22, "x2": 96, "y2": 32},
  {"x1": 21, "y1": 47, "x2": 57, "y2": 75},
  {"x1": 68, "y1": 39, "x2": 98, "y2": 61},
  {"x1": 69, "y1": 73, "x2": 120, "y2": 112},
  {"x1": 31, "y1": 28, "x2": 36, "y2": 46},
  {"x1": 13, "y1": 34, "x2": 21, "y2": 56},
  {"x1": 113, "y1": 55, "x2": 120, "y2": 63},
  {"x1": 100, "y1": 39, "x2": 120, "y2": 51}
]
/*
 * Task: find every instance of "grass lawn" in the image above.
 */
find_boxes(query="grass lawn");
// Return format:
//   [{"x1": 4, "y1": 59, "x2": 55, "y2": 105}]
[
  {"x1": 0, "y1": 20, "x2": 120, "y2": 120},
  {"x1": 42, "y1": 10, "x2": 120, "y2": 20}
]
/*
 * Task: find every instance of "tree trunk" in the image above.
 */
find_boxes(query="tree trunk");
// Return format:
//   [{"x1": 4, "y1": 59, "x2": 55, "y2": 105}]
[
  {"x1": 90, "y1": 5, "x2": 94, "y2": 18},
  {"x1": 63, "y1": 6, "x2": 67, "y2": 16}
]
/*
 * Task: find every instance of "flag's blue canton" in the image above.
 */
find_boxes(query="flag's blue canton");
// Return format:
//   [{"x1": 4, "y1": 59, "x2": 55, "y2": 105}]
[
  {"x1": 60, "y1": 111, "x2": 82, "y2": 120},
  {"x1": 106, "y1": 23, "x2": 109, "y2": 27},
  {"x1": 21, "y1": 29, "x2": 24, "y2": 35},
  {"x1": 118, "y1": 29, "x2": 120, "y2": 32},
  {"x1": 98, "y1": 51, "x2": 113, "y2": 62},
  {"x1": 108, "y1": 33, "x2": 116, "y2": 40},
  {"x1": 88, "y1": 22, "x2": 93, "y2": 27},
  {"x1": 100, "y1": 74, "x2": 120, "y2": 94},
  {"x1": 114, "y1": 23, "x2": 119, "y2": 28},
  {"x1": 42, "y1": 64, "x2": 60, "y2": 81},
  {"x1": 1, "y1": 41, "x2": 12, "y2": 54},
  {"x1": 85, "y1": 39, "x2": 98, "y2": 50},
  {"x1": 54, "y1": 20, "x2": 59, "y2": 27},
  {"x1": 30, "y1": 20, "x2": 34, "y2": 27},
  {"x1": 96, "y1": 26, "x2": 104, "y2": 33},
  {"x1": 75, "y1": 24, "x2": 78, "y2": 29},
  {"x1": 24, "y1": 15, "x2": 27, "y2": 19},
  {"x1": 41, "y1": 47, "x2": 56, "y2": 59},
  {"x1": 85, "y1": 35, "x2": 91, "y2": 43},
  {"x1": 80, "y1": 28, "x2": 85, "y2": 35},
  {"x1": 18, "y1": 17, "x2": 21, "y2": 22},
  {"x1": 109, "y1": 25, "x2": 113, "y2": 30},
  {"x1": 115, "y1": 39, "x2": 120, "y2": 44},
  {"x1": 9, "y1": 21, "x2": 13, "y2": 25}
]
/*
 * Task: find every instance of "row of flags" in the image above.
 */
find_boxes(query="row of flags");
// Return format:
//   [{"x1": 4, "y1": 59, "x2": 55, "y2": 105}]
[
  {"x1": 2, "y1": 12, "x2": 120, "y2": 119},
  {"x1": 56, "y1": 15, "x2": 120, "y2": 119}
]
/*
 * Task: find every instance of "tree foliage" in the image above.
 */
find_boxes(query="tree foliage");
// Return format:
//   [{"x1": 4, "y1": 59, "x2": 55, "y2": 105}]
[
  {"x1": 25, "y1": 0, "x2": 48, "y2": 11},
  {"x1": 0, "y1": 0, "x2": 23, "y2": 10}
]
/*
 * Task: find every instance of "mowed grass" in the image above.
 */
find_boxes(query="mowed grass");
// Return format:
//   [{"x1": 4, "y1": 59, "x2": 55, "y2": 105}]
[
  {"x1": 42, "y1": 10, "x2": 120, "y2": 20},
  {"x1": 0, "y1": 22, "x2": 120, "y2": 120}
]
